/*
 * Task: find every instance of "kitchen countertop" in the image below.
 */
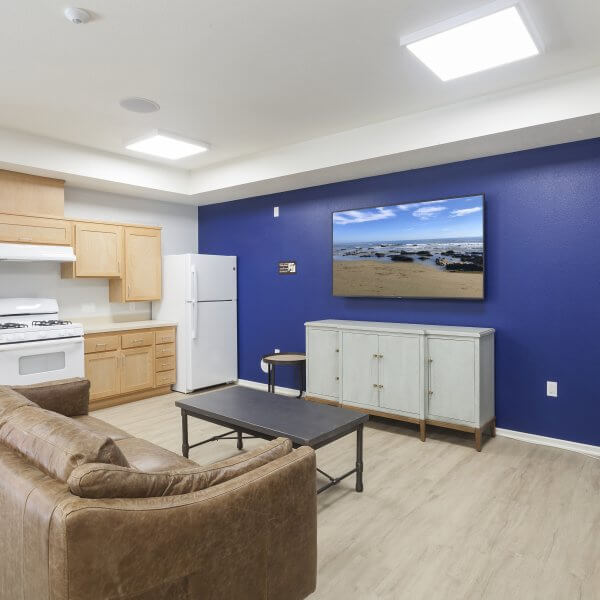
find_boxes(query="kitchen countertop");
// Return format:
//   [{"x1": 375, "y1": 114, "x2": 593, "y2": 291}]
[{"x1": 82, "y1": 320, "x2": 178, "y2": 335}]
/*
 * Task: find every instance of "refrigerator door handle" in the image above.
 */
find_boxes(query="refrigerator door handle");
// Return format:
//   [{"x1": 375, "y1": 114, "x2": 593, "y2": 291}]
[
  {"x1": 188, "y1": 265, "x2": 198, "y2": 303},
  {"x1": 191, "y1": 301, "x2": 198, "y2": 340}
]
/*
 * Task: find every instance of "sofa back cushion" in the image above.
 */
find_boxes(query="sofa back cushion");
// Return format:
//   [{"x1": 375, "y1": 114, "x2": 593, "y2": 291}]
[
  {"x1": 0, "y1": 405, "x2": 129, "y2": 482},
  {"x1": 12, "y1": 378, "x2": 89, "y2": 417},
  {"x1": 0, "y1": 386, "x2": 36, "y2": 425},
  {"x1": 68, "y1": 437, "x2": 293, "y2": 498}
]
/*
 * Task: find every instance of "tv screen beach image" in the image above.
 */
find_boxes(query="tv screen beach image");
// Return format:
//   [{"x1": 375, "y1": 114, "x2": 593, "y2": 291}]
[{"x1": 333, "y1": 195, "x2": 484, "y2": 299}]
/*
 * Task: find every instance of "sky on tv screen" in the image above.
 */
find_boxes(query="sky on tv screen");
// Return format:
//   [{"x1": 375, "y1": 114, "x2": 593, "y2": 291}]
[{"x1": 333, "y1": 195, "x2": 484, "y2": 244}]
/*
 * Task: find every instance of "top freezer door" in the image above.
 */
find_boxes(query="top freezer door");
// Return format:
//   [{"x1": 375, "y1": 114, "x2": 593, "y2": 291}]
[{"x1": 186, "y1": 254, "x2": 237, "y2": 302}]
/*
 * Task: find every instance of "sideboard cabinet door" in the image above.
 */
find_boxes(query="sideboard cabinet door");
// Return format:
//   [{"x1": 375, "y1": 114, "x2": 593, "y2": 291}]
[
  {"x1": 342, "y1": 332, "x2": 379, "y2": 408},
  {"x1": 306, "y1": 328, "x2": 339, "y2": 399},
  {"x1": 378, "y1": 334, "x2": 422, "y2": 417},
  {"x1": 427, "y1": 337, "x2": 476, "y2": 423}
]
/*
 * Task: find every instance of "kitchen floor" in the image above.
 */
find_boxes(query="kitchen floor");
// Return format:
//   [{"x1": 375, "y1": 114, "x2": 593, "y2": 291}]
[{"x1": 95, "y1": 390, "x2": 600, "y2": 600}]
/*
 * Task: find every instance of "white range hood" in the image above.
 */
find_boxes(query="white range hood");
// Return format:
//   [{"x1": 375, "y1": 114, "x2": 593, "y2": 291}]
[{"x1": 0, "y1": 243, "x2": 76, "y2": 262}]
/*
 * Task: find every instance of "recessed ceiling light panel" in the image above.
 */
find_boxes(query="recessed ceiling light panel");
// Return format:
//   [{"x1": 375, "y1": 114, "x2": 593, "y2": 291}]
[
  {"x1": 120, "y1": 97, "x2": 160, "y2": 113},
  {"x1": 126, "y1": 131, "x2": 208, "y2": 160},
  {"x1": 402, "y1": 4, "x2": 540, "y2": 81}
]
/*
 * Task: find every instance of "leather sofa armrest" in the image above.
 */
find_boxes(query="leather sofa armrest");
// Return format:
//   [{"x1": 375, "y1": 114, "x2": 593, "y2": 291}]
[
  {"x1": 50, "y1": 447, "x2": 317, "y2": 600},
  {"x1": 12, "y1": 378, "x2": 90, "y2": 417}
]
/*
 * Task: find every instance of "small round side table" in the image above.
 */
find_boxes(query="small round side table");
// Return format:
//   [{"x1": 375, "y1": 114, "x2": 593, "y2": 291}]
[{"x1": 262, "y1": 352, "x2": 306, "y2": 398}]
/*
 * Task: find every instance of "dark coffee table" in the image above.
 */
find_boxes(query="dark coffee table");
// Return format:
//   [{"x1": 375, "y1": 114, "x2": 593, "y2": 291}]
[{"x1": 176, "y1": 386, "x2": 369, "y2": 494}]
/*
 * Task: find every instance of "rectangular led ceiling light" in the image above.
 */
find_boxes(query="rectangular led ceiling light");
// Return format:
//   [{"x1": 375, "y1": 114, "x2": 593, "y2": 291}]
[
  {"x1": 403, "y1": 5, "x2": 540, "y2": 81},
  {"x1": 126, "y1": 131, "x2": 208, "y2": 160}
]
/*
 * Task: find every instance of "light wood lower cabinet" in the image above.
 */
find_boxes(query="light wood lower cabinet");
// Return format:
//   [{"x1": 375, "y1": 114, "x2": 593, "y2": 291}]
[
  {"x1": 85, "y1": 326, "x2": 176, "y2": 409},
  {"x1": 306, "y1": 320, "x2": 495, "y2": 451},
  {"x1": 85, "y1": 351, "x2": 120, "y2": 401},
  {"x1": 121, "y1": 347, "x2": 155, "y2": 394}
]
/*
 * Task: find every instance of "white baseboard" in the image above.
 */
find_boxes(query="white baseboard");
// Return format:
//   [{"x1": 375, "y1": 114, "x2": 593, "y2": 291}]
[
  {"x1": 237, "y1": 378, "x2": 299, "y2": 397},
  {"x1": 495, "y1": 428, "x2": 599, "y2": 458},
  {"x1": 238, "y1": 379, "x2": 598, "y2": 458}
]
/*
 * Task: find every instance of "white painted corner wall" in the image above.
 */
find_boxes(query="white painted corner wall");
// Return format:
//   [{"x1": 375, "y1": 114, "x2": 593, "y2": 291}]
[{"x1": 0, "y1": 187, "x2": 198, "y2": 321}]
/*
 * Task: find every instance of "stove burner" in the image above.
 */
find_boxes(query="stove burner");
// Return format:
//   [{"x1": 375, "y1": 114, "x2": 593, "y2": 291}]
[
  {"x1": 0, "y1": 322, "x2": 28, "y2": 329},
  {"x1": 31, "y1": 320, "x2": 72, "y2": 327}
]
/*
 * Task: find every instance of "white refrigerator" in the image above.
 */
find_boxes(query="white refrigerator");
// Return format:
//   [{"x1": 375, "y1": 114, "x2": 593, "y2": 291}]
[{"x1": 152, "y1": 254, "x2": 237, "y2": 393}]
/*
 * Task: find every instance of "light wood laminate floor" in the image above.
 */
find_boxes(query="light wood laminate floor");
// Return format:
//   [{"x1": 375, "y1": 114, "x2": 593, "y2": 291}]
[{"x1": 95, "y1": 389, "x2": 600, "y2": 600}]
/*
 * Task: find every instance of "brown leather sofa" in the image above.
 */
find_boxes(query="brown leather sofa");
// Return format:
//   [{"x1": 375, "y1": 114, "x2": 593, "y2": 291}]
[{"x1": 0, "y1": 379, "x2": 317, "y2": 600}]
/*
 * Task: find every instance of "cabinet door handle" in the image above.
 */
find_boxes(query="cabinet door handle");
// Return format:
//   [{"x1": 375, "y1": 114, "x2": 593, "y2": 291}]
[
  {"x1": 95, "y1": 343, "x2": 106, "y2": 348},
  {"x1": 335, "y1": 349, "x2": 339, "y2": 353},
  {"x1": 373, "y1": 383, "x2": 378, "y2": 388},
  {"x1": 133, "y1": 338, "x2": 143, "y2": 343},
  {"x1": 335, "y1": 376, "x2": 339, "y2": 381},
  {"x1": 428, "y1": 358, "x2": 433, "y2": 363},
  {"x1": 379, "y1": 384, "x2": 384, "y2": 389},
  {"x1": 428, "y1": 390, "x2": 433, "y2": 396},
  {"x1": 373, "y1": 354, "x2": 378, "y2": 359}
]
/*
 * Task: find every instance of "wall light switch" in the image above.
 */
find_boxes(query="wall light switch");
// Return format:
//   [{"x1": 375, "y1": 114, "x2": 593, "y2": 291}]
[
  {"x1": 274, "y1": 206, "x2": 279, "y2": 218},
  {"x1": 546, "y1": 381, "x2": 558, "y2": 397},
  {"x1": 274, "y1": 348, "x2": 280, "y2": 354}
]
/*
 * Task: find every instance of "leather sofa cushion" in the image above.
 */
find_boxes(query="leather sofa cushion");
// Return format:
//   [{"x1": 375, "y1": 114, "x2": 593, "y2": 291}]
[
  {"x1": 68, "y1": 437, "x2": 293, "y2": 498},
  {"x1": 115, "y1": 437, "x2": 197, "y2": 472},
  {"x1": 0, "y1": 405, "x2": 129, "y2": 482},
  {"x1": 0, "y1": 386, "x2": 36, "y2": 425},
  {"x1": 12, "y1": 378, "x2": 89, "y2": 417},
  {"x1": 72, "y1": 415, "x2": 132, "y2": 441}
]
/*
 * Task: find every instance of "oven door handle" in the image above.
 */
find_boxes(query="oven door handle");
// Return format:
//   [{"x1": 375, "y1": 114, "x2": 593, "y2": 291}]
[{"x1": 0, "y1": 337, "x2": 83, "y2": 351}]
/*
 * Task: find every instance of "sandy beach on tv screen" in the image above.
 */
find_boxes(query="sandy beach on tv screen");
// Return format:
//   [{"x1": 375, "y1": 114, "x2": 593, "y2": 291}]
[{"x1": 333, "y1": 260, "x2": 483, "y2": 298}]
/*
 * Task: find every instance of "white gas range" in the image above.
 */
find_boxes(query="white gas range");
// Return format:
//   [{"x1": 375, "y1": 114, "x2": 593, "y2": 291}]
[{"x1": 0, "y1": 298, "x2": 84, "y2": 385}]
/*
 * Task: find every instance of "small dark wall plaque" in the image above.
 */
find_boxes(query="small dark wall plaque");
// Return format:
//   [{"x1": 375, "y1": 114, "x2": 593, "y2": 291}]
[{"x1": 279, "y1": 261, "x2": 297, "y2": 274}]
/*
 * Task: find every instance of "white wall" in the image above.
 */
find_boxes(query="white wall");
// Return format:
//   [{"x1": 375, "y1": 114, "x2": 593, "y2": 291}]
[{"x1": 0, "y1": 187, "x2": 197, "y2": 321}]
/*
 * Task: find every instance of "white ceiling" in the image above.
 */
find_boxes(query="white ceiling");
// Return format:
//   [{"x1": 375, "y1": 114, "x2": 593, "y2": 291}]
[{"x1": 1, "y1": 0, "x2": 600, "y2": 203}]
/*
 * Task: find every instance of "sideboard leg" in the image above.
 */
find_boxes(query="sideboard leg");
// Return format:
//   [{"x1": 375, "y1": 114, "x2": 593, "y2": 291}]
[
  {"x1": 475, "y1": 428, "x2": 482, "y2": 452},
  {"x1": 419, "y1": 420, "x2": 426, "y2": 442}
]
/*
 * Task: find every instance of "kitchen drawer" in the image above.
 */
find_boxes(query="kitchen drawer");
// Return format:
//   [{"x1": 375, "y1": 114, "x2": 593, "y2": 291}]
[
  {"x1": 155, "y1": 369, "x2": 176, "y2": 387},
  {"x1": 85, "y1": 334, "x2": 120, "y2": 354},
  {"x1": 155, "y1": 342, "x2": 175, "y2": 358},
  {"x1": 155, "y1": 355, "x2": 175, "y2": 372},
  {"x1": 155, "y1": 328, "x2": 175, "y2": 345},
  {"x1": 121, "y1": 331, "x2": 154, "y2": 349}
]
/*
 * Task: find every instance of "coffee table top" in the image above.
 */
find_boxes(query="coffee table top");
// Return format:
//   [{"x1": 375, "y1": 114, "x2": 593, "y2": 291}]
[{"x1": 176, "y1": 386, "x2": 368, "y2": 448}]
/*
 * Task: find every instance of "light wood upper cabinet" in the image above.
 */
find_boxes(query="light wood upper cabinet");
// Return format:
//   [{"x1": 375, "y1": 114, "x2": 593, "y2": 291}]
[
  {"x1": 86, "y1": 351, "x2": 121, "y2": 402},
  {"x1": 121, "y1": 346, "x2": 155, "y2": 394},
  {"x1": 74, "y1": 222, "x2": 122, "y2": 277},
  {"x1": 109, "y1": 227, "x2": 162, "y2": 302},
  {"x1": 0, "y1": 213, "x2": 71, "y2": 245},
  {"x1": 62, "y1": 222, "x2": 123, "y2": 278},
  {"x1": 0, "y1": 170, "x2": 64, "y2": 218}
]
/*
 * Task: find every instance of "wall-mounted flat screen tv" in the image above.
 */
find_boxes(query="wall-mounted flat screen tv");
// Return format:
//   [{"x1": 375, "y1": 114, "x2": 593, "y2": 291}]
[{"x1": 332, "y1": 194, "x2": 484, "y2": 299}]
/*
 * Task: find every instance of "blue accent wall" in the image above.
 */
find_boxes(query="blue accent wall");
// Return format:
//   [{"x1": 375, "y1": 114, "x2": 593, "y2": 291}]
[{"x1": 198, "y1": 138, "x2": 600, "y2": 446}]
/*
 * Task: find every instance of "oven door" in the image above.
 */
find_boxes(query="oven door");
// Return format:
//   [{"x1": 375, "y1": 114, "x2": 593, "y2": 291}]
[{"x1": 0, "y1": 337, "x2": 84, "y2": 386}]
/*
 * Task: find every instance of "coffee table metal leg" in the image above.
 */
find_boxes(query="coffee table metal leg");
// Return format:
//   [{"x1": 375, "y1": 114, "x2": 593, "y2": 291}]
[
  {"x1": 356, "y1": 424, "x2": 364, "y2": 492},
  {"x1": 237, "y1": 430, "x2": 243, "y2": 450},
  {"x1": 181, "y1": 410, "x2": 190, "y2": 458}
]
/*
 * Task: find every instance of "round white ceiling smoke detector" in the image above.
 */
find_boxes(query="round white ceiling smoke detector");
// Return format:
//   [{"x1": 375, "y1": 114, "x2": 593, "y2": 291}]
[
  {"x1": 64, "y1": 7, "x2": 91, "y2": 25},
  {"x1": 119, "y1": 97, "x2": 161, "y2": 114}
]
